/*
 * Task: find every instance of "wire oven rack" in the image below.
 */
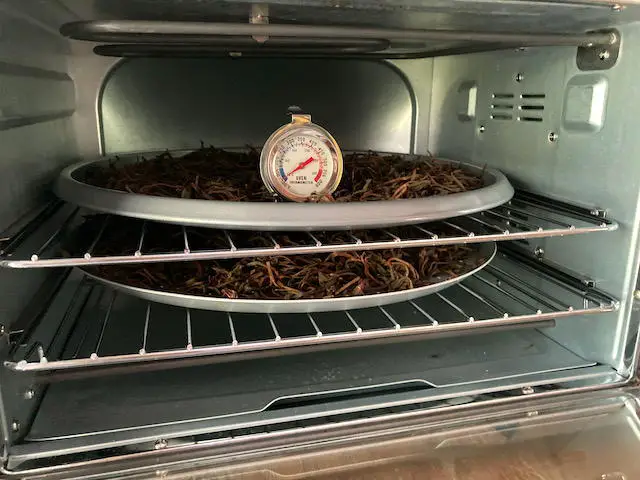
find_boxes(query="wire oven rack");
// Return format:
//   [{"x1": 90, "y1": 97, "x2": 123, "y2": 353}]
[
  {"x1": 0, "y1": 191, "x2": 618, "y2": 268},
  {"x1": 5, "y1": 251, "x2": 618, "y2": 373}
]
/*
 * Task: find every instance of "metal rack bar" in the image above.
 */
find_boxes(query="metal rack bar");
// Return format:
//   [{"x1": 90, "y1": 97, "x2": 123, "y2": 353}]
[
  {"x1": 487, "y1": 265, "x2": 570, "y2": 310},
  {"x1": 6, "y1": 255, "x2": 617, "y2": 373},
  {"x1": 379, "y1": 307, "x2": 402, "y2": 330},
  {"x1": 307, "y1": 232, "x2": 322, "y2": 247},
  {"x1": 134, "y1": 222, "x2": 146, "y2": 256},
  {"x1": 0, "y1": 199, "x2": 63, "y2": 256},
  {"x1": 307, "y1": 314, "x2": 323, "y2": 337},
  {"x1": 182, "y1": 226, "x2": 191, "y2": 254},
  {"x1": 408, "y1": 301, "x2": 438, "y2": 325},
  {"x1": 267, "y1": 313, "x2": 281, "y2": 341},
  {"x1": 92, "y1": 291, "x2": 116, "y2": 358},
  {"x1": 227, "y1": 313, "x2": 238, "y2": 346},
  {"x1": 495, "y1": 204, "x2": 573, "y2": 229},
  {"x1": 224, "y1": 231, "x2": 237, "y2": 252},
  {"x1": 0, "y1": 192, "x2": 619, "y2": 268},
  {"x1": 84, "y1": 216, "x2": 110, "y2": 259},
  {"x1": 482, "y1": 210, "x2": 542, "y2": 232},
  {"x1": 186, "y1": 309, "x2": 193, "y2": 349},
  {"x1": 139, "y1": 304, "x2": 150, "y2": 354},
  {"x1": 345, "y1": 311, "x2": 362, "y2": 333},
  {"x1": 29, "y1": 207, "x2": 79, "y2": 261},
  {"x1": 458, "y1": 284, "x2": 506, "y2": 316},
  {"x1": 436, "y1": 293, "x2": 474, "y2": 321},
  {"x1": 472, "y1": 274, "x2": 542, "y2": 313}
]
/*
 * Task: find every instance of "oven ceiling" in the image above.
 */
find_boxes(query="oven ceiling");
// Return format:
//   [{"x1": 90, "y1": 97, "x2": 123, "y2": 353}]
[{"x1": 55, "y1": 0, "x2": 640, "y2": 33}]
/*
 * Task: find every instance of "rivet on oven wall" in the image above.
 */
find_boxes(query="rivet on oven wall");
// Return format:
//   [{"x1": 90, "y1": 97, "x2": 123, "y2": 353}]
[
  {"x1": 601, "y1": 473, "x2": 627, "y2": 480},
  {"x1": 534, "y1": 246, "x2": 545, "y2": 258},
  {"x1": 154, "y1": 439, "x2": 168, "y2": 450},
  {"x1": 521, "y1": 386, "x2": 535, "y2": 394},
  {"x1": 11, "y1": 420, "x2": 19, "y2": 432},
  {"x1": 0, "y1": 324, "x2": 5, "y2": 335},
  {"x1": 478, "y1": 125, "x2": 485, "y2": 134},
  {"x1": 515, "y1": 73, "x2": 524, "y2": 82},
  {"x1": 23, "y1": 389, "x2": 34, "y2": 400},
  {"x1": 599, "y1": 50, "x2": 611, "y2": 61},
  {"x1": 250, "y1": 4, "x2": 269, "y2": 43},
  {"x1": 548, "y1": 132, "x2": 558, "y2": 143}
]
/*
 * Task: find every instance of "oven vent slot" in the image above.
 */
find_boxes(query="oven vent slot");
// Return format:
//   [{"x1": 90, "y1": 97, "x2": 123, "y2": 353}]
[
  {"x1": 491, "y1": 113, "x2": 513, "y2": 121},
  {"x1": 490, "y1": 93, "x2": 546, "y2": 122},
  {"x1": 490, "y1": 95, "x2": 514, "y2": 120},
  {"x1": 518, "y1": 93, "x2": 545, "y2": 122}
]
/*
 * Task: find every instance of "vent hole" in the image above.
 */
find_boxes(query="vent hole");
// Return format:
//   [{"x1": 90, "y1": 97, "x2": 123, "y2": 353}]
[
  {"x1": 520, "y1": 105, "x2": 545, "y2": 111},
  {"x1": 491, "y1": 114, "x2": 513, "y2": 120},
  {"x1": 519, "y1": 116, "x2": 543, "y2": 122},
  {"x1": 491, "y1": 104, "x2": 514, "y2": 110},
  {"x1": 493, "y1": 93, "x2": 515, "y2": 99},
  {"x1": 521, "y1": 94, "x2": 546, "y2": 99}
]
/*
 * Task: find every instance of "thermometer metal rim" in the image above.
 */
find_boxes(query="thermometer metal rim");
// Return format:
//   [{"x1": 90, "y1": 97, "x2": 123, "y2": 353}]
[{"x1": 260, "y1": 114, "x2": 343, "y2": 202}]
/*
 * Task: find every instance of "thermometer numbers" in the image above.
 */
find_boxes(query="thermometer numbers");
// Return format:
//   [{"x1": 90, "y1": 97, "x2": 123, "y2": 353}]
[{"x1": 273, "y1": 135, "x2": 332, "y2": 197}]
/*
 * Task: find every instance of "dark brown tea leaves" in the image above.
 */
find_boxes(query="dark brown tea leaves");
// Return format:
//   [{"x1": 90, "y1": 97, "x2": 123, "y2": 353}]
[{"x1": 85, "y1": 148, "x2": 483, "y2": 202}]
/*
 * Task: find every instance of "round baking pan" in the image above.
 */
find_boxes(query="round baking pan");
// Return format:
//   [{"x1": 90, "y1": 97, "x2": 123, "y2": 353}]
[
  {"x1": 56, "y1": 151, "x2": 513, "y2": 231},
  {"x1": 82, "y1": 242, "x2": 496, "y2": 313}
]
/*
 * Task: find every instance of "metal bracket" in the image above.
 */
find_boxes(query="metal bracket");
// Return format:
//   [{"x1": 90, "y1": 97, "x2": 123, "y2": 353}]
[{"x1": 577, "y1": 29, "x2": 620, "y2": 71}]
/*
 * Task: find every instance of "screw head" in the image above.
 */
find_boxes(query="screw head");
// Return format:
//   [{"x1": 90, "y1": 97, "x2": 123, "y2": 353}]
[
  {"x1": 24, "y1": 389, "x2": 34, "y2": 400},
  {"x1": 548, "y1": 132, "x2": 558, "y2": 143},
  {"x1": 534, "y1": 246, "x2": 545, "y2": 258},
  {"x1": 521, "y1": 386, "x2": 535, "y2": 395},
  {"x1": 598, "y1": 50, "x2": 611, "y2": 61},
  {"x1": 11, "y1": 420, "x2": 19, "y2": 432},
  {"x1": 478, "y1": 125, "x2": 485, "y2": 134},
  {"x1": 154, "y1": 439, "x2": 168, "y2": 450},
  {"x1": 515, "y1": 72, "x2": 524, "y2": 83}
]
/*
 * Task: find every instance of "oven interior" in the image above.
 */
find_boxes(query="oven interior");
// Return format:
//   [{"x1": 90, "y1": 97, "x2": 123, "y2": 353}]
[{"x1": 1, "y1": 0, "x2": 640, "y2": 475}]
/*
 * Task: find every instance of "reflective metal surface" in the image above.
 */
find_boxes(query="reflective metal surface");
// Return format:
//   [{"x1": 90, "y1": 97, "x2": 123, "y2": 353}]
[
  {"x1": 4, "y1": 247, "x2": 618, "y2": 372},
  {"x1": 99, "y1": 58, "x2": 415, "y2": 154},
  {"x1": 58, "y1": 0, "x2": 640, "y2": 36},
  {"x1": 429, "y1": 22, "x2": 640, "y2": 374},
  {"x1": 55, "y1": 153, "x2": 513, "y2": 230},
  {"x1": 26, "y1": 329, "x2": 595, "y2": 442},
  {"x1": 81, "y1": 243, "x2": 495, "y2": 313},
  {"x1": 0, "y1": 191, "x2": 618, "y2": 269}
]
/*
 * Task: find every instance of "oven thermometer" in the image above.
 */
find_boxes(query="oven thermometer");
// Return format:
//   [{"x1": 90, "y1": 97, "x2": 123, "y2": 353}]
[{"x1": 260, "y1": 113, "x2": 343, "y2": 202}]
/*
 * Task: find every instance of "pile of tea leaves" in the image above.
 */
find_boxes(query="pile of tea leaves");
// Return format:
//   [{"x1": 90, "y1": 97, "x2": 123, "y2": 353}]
[
  {"x1": 73, "y1": 216, "x2": 487, "y2": 300},
  {"x1": 83, "y1": 147, "x2": 484, "y2": 202}
]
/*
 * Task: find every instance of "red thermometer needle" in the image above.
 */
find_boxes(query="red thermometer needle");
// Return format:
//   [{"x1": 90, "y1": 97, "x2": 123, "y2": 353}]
[{"x1": 287, "y1": 157, "x2": 316, "y2": 176}]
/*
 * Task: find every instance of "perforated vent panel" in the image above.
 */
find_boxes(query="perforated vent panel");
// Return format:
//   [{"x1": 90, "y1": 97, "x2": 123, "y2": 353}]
[{"x1": 490, "y1": 93, "x2": 546, "y2": 122}]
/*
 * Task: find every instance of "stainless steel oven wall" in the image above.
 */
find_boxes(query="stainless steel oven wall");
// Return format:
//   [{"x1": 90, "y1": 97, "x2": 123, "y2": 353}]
[
  {"x1": 0, "y1": 3, "x2": 76, "y2": 331},
  {"x1": 0, "y1": 1, "x2": 78, "y2": 458},
  {"x1": 429, "y1": 22, "x2": 640, "y2": 375},
  {"x1": 96, "y1": 58, "x2": 433, "y2": 155}
]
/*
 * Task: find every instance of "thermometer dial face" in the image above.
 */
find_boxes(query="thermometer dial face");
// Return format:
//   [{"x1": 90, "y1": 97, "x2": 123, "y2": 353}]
[{"x1": 261, "y1": 115, "x2": 343, "y2": 202}]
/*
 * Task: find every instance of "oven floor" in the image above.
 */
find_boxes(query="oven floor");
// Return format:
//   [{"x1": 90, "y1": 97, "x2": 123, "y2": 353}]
[{"x1": 27, "y1": 329, "x2": 595, "y2": 442}]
